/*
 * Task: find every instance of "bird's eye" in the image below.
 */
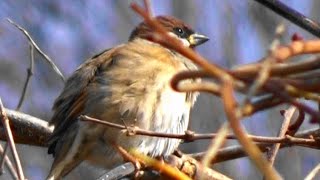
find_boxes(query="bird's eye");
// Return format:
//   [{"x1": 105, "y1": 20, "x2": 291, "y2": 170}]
[
  {"x1": 176, "y1": 28, "x2": 183, "y2": 34},
  {"x1": 174, "y1": 27, "x2": 186, "y2": 37}
]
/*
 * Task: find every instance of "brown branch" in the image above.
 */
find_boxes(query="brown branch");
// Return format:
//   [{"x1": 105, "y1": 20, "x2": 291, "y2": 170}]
[
  {"x1": 2, "y1": 108, "x2": 52, "y2": 147},
  {"x1": 263, "y1": 81, "x2": 320, "y2": 124},
  {"x1": 287, "y1": 109, "x2": 305, "y2": 135},
  {"x1": 0, "y1": 44, "x2": 35, "y2": 180},
  {"x1": 242, "y1": 95, "x2": 283, "y2": 116},
  {"x1": 131, "y1": 0, "x2": 320, "y2": 127},
  {"x1": 3, "y1": 4, "x2": 320, "y2": 179},
  {"x1": 170, "y1": 72, "x2": 287, "y2": 118},
  {"x1": 0, "y1": 99, "x2": 24, "y2": 180},
  {"x1": 274, "y1": 40, "x2": 320, "y2": 61},
  {"x1": 130, "y1": 3, "x2": 232, "y2": 82},
  {"x1": 232, "y1": 56, "x2": 320, "y2": 78},
  {"x1": 1, "y1": 45, "x2": 36, "y2": 179},
  {"x1": 143, "y1": 0, "x2": 153, "y2": 17},
  {"x1": 80, "y1": 115, "x2": 318, "y2": 147},
  {"x1": 171, "y1": 71, "x2": 221, "y2": 96},
  {"x1": 220, "y1": 81, "x2": 281, "y2": 179},
  {"x1": 0, "y1": 109, "x2": 318, "y2": 179},
  {"x1": 233, "y1": 40, "x2": 320, "y2": 75},
  {"x1": 1, "y1": 107, "x2": 318, "y2": 149},
  {"x1": 190, "y1": 128, "x2": 320, "y2": 164}
]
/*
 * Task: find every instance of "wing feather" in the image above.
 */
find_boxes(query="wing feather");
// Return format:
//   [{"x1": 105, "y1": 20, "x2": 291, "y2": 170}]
[{"x1": 48, "y1": 48, "x2": 116, "y2": 154}]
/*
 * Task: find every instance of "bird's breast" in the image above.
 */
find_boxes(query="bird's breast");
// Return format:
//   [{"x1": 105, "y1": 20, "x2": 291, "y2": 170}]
[{"x1": 85, "y1": 40, "x2": 198, "y2": 157}]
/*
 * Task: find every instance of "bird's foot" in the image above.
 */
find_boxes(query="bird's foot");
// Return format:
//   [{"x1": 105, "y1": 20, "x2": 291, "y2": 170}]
[{"x1": 112, "y1": 143, "x2": 144, "y2": 179}]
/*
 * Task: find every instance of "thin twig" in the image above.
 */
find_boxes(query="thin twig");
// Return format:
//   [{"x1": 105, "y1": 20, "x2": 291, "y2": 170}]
[
  {"x1": 200, "y1": 122, "x2": 229, "y2": 177},
  {"x1": 130, "y1": 3, "x2": 232, "y2": 82},
  {"x1": 16, "y1": 44, "x2": 34, "y2": 111},
  {"x1": 287, "y1": 109, "x2": 305, "y2": 136},
  {"x1": 143, "y1": 0, "x2": 153, "y2": 16},
  {"x1": 0, "y1": 98, "x2": 24, "y2": 180},
  {"x1": 0, "y1": 145, "x2": 18, "y2": 179},
  {"x1": 283, "y1": 81, "x2": 320, "y2": 99},
  {"x1": 0, "y1": 108, "x2": 316, "y2": 146},
  {"x1": 244, "y1": 24, "x2": 285, "y2": 104},
  {"x1": 171, "y1": 71, "x2": 221, "y2": 95},
  {"x1": 190, "y1": 128, "x2": 320, "y2": 164},
  {"x1": 0, "y1": 144, "x2": 8, "y2": 174},
  {"x1": 242, "y1": 95, "x2": 283, "y2": 116},
  {"x1": 131, "y1": 2, "x2": 320, "y2": 124},
  {"x1": 232, "y1": 55, "x2": 320, "y2": 78},
  {"x1": 6, "y1": 18, "x2": 65, "y2": 82},
  {"x1": 0, "y1": 109, "x2": 318, "y2": 172},
  {"x1": 133, "y1": 2, "x2": 286, "y2": 102},
  {"x1": 267, "y1": 106, "x2": 295, "y2": 166},
  {"x1": 221, "y1": 81, "x2": 281, "y2": 179},
  {"x1": 80, "y1": 115, "x2": 318, "y2": 146},
  {"x1": 305, "y1": 163, "x2": 320, "y2": 180},
  {"x1": 263, "y1": 82, "x2": 320, "y2": 124}
]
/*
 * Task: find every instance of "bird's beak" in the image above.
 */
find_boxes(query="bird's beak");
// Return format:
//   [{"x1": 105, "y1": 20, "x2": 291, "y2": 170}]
[{"x1": 188, "y1": 33, "x2": 209, "y2": 47}]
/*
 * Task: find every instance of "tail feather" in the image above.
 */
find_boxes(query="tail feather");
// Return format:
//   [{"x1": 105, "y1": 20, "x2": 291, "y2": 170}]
[{"x1": 47, "y1": 124, "x2": 85, "y2": 179}]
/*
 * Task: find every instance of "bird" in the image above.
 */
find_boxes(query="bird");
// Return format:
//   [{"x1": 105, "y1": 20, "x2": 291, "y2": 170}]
[{"x1": 46, "y1": 15, "x2": 209, "y2": 179}]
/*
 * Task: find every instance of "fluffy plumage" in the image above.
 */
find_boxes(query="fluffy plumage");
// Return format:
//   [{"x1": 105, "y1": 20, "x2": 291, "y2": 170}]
[{"x1": 47, "y1": 16, "x2": 208, "y2": 179}]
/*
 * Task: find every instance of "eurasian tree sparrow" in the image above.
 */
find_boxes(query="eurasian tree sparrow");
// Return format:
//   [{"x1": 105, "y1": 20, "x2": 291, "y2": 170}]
[{"x1": 47, "y1": 15, "x2": 208, "y2": 179}]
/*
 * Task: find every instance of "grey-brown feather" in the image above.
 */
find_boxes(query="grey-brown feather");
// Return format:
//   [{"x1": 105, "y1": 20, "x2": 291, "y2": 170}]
[
  {"x1": 47, "y1": 38, "x2": 198, "y2": 178},
  {"x1": 47, "y1": 47, "x2": 117, "y2": 155}
]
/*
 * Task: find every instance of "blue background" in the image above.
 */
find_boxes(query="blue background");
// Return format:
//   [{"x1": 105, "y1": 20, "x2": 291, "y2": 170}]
[{"x1": 0, "y1": 1, "x2": 319, "y2": 179}]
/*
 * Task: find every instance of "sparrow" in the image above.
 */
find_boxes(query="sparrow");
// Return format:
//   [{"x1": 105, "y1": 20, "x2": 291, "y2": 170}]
[{"x1": 46, "y1": 15, "x2": 209, "y2": 179}]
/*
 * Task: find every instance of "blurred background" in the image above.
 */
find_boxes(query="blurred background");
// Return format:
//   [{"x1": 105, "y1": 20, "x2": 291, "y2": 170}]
[{"x1": 0, "y1": 0, "x2": 319, "y2": 179}]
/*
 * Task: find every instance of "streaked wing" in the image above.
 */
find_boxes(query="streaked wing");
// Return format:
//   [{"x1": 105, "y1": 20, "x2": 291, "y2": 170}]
[{"x1": 48, "y1": 48, "x2": 115, "y2": 153}]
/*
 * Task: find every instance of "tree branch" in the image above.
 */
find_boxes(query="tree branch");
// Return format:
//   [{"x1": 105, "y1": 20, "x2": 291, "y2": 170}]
[{"x1": 2, "y1": 108, "x2": 52, "y2": 147}]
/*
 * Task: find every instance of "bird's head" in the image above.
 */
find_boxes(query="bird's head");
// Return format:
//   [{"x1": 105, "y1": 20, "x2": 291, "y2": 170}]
[{"x1": 129, "y1": 16, "x2": 209, "y2": 48}]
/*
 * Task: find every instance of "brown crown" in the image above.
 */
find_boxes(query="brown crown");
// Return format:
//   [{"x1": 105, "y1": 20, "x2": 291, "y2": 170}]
[{"x1": 129, "y1": 16, "x2": 194, "y2": 41}]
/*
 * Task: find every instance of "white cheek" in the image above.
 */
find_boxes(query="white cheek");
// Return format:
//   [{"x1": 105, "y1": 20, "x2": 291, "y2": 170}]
[
  {"x1": 168, "y1": 32, "x2": 190, "y2": 47},
  {"x1": 180, "y1": 38, "x2": 190, "y2": 47}
]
